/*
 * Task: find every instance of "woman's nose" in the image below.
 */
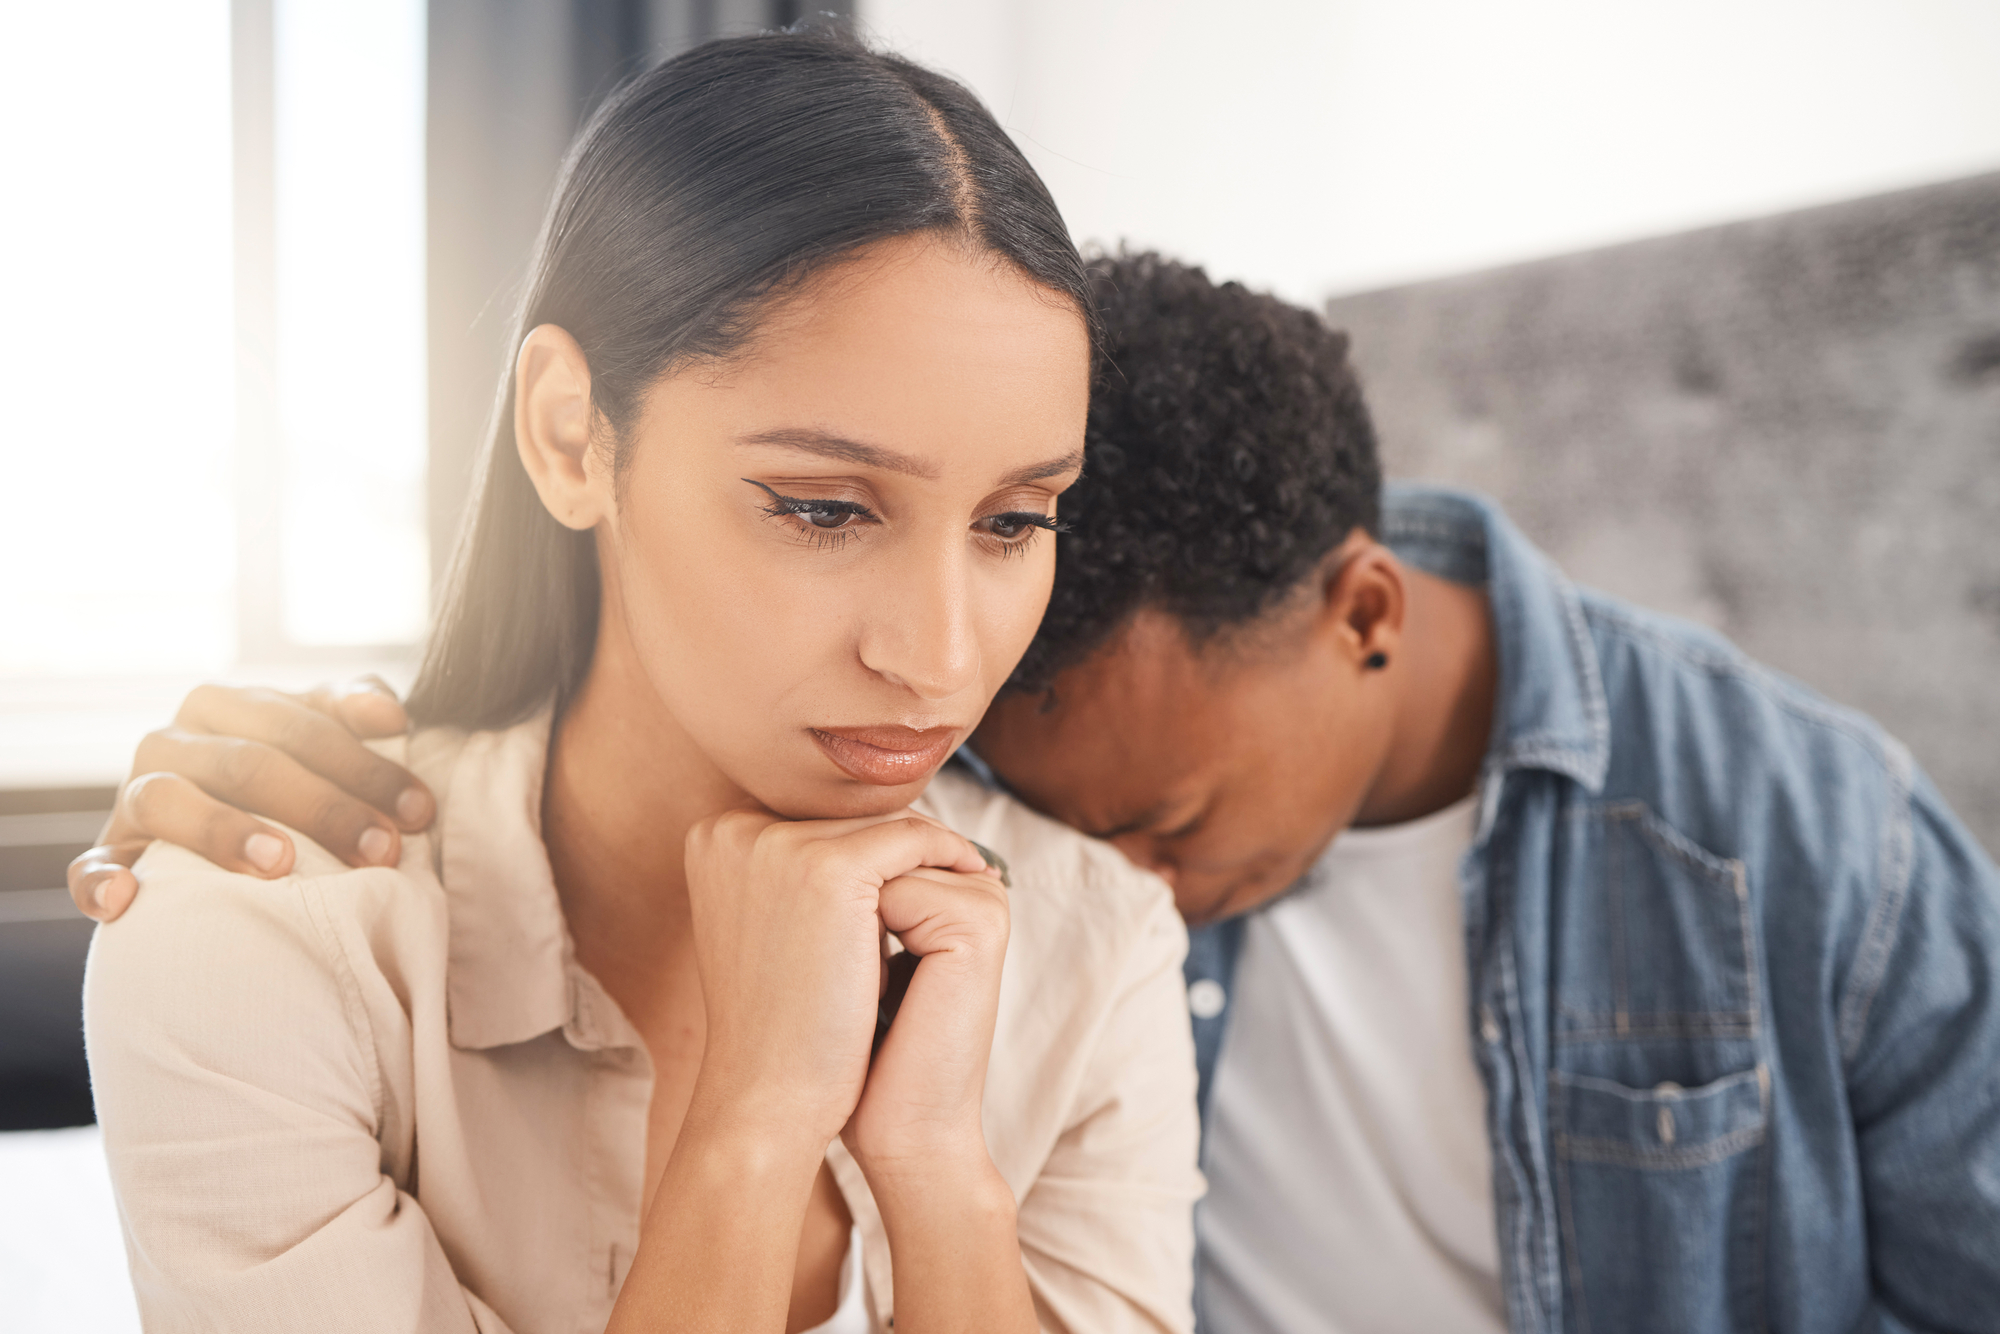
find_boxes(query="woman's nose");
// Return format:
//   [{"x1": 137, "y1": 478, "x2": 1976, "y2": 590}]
[{"x1": 858, "y1": 547, "x2": 981, "y2": 702}]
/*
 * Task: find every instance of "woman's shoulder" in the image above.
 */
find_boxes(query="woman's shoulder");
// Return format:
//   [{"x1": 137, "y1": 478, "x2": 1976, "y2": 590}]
[
  {"x1": 83, "y1": 840, "x2": 447, "y2": 1162},
  {"x1": 92, "y1": 836, "x2": 446, "y2": 1029},
  {"x1": 122, "y1": 823, "x2": 442, "y2": 937},
  {"x1": 89, "y1": 735, "x2": 453, "y2": 1048},
  {"x1": 918, "y1": 763, "x2": 1184, "y2": 966}
]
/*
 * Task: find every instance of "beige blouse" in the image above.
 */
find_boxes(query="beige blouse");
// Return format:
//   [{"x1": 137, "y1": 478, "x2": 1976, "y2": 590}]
[{"x1": 84, "y1": 715, "x2": 1202, "y2": 1334}]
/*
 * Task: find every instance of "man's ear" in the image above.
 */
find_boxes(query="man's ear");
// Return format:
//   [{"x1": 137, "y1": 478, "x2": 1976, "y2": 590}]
[
  {"x1": 515, "y1": 324, "x2": 609, "y2": 532},
  {"x1": 1317, "y1": 532, "x2": 1406, "y2": 671}
]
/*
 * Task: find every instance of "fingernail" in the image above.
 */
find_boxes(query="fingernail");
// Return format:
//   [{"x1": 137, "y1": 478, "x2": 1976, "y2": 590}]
[
  {"x1": 395, "y1": 787, "x2": 430, "y2": 827},
  {"x1": 969, "y1": 840, "x2": 1011, "y2": 888},
  {"x1": 244, "y1": 832, "x2": 286, "y2": 873},
  {"x1": 358, "y1": 826, "x2": 395, "y2": 866},
  {"x1": 98, "y1": 875, "x2": 136, "y2": 918}
]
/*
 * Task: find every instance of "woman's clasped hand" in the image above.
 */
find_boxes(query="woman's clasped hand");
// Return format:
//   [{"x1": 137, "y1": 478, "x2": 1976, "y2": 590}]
[{"x1": 678, "y1": 809, "x2": 1008, "y2": 1170}]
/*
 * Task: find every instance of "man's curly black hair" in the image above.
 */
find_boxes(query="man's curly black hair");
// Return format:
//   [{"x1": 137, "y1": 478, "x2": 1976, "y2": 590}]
[{"x1": 1007, "y1": 251, "x2": 1382, "y2": 693}]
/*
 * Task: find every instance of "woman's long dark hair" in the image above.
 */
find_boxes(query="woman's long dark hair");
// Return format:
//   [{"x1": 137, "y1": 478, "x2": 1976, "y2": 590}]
[{"x1": 407, "y1": 29, "x2": 1091, "y2": 728}]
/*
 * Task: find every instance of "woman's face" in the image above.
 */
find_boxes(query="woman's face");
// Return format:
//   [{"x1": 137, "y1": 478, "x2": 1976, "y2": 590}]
[{"x1": 521, "y1": 235, "x2": 1089, "y2": 819}]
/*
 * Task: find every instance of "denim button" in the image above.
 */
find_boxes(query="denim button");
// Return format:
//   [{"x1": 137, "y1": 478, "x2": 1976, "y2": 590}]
[{"x1": 1188, "y1": 978, "x2": 1227, "y2": 1019}]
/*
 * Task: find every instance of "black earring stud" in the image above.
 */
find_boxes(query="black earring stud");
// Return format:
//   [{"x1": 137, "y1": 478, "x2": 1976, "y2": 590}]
[{"x1": 1365, "y1": 651, "x2": 1389, "y2": 670}]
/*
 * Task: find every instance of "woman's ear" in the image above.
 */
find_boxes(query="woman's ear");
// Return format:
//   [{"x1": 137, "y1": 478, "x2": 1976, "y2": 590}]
[
  {"x1": 1317, "y1": 533, "x2": 1406, "y2": 672},
  {"x1": 515, "y1": 324, "x2": 609, "y2": 532}
]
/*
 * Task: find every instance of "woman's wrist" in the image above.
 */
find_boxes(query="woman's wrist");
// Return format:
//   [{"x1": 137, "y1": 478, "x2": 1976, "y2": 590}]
[
  {"x1": 613, "y1": 1080, "x2": 832, "y2": 1334},
  {"x1": 846, "y1": 1112, "x2": 990, "y2": 1179},
  {"x1": 675, "y1": 1076, "x2": 839, "y2": 1184},
  {"x1": 867, "y1": 1152, "x2": 1035, "y2": 1334},
  {"x1": 858, "y1": 1137, "x2": 1015, "y2": 1233}
]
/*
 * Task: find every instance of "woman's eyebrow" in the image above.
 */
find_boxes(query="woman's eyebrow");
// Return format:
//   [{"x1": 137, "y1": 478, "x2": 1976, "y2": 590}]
[
  {"x1": 737, "y1": 430, "x2": 1081, "y2": 490},
  {"x1": 998, "y1": 448, "x2": 1085, "y2": 487},
  {"x1": 736, "y1": 428, "x2": 939, "y2": 478}
]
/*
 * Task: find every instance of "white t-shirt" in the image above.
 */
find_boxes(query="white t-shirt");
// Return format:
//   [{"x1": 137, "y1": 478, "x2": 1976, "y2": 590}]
[{"x1": 1197, "y1": 793, "x2": 1505, "y2": 1334}]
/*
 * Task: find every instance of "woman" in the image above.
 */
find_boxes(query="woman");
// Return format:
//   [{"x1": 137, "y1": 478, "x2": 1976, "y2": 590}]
[{"x1": 83, "y1": 32, "x2": 1199, "y2": 1334}]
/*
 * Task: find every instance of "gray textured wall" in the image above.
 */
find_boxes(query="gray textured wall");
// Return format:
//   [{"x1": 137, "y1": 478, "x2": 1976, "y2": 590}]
[{"x1": 1324, "y1": 173, "x2": 2000, "y2": 854}]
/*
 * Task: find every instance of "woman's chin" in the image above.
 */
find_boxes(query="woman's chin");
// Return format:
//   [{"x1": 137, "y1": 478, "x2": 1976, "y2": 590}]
[{"x1": 755, "y1": 769, "x2": 942, "y2": 823}]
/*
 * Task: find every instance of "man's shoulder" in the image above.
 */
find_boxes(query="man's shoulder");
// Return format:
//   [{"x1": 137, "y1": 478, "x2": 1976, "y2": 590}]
[
  {"x1": 1581, "y1": 590, "x2": 1900, "y2": 761},
  {"x1": 1575, "y1": 589, "x2": 1913, "y2": 860}
]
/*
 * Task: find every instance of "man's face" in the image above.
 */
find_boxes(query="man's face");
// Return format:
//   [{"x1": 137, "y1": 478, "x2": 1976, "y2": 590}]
[{"x1": 973, "y1": 605, "x2": 1397, "y2": 925}]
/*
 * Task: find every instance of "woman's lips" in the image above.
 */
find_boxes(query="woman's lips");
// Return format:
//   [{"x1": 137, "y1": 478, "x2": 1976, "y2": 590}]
[{"x1": 811, "y1": 725, "x2": 960, "y2": 786}]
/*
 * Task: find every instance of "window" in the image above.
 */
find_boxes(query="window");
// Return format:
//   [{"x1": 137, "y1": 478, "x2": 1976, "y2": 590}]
[
  {"x1": 0, "y1": 2, "x2": 237, "y2": 680},
  {"x1": 268, "y1": 0, "x2": 430, "y2": 651},
  {"x1": 1, "y1": 0, "x2": 427, "y2": 678},
  {"x1": 0, "y1": 0, "x2": 827, "y2": 791},
  {"x1": 0, "y1": 0, "x2": 429, "y2": 784}
]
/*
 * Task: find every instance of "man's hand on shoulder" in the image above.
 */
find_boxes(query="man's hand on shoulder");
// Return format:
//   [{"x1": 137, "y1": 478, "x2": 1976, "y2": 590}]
[{"x1": 68, "y1": 678, "x2": 435, "y2": 922}]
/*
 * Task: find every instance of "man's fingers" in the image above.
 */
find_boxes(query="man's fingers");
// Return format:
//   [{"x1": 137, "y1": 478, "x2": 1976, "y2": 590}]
[
  {"x1": 167, "y1": 685, "x2": 432, "y2": 830},
  {"x1": 67, "y1": 844, "x2": 148, "y2": 921},
  {"x1": 329, "y1": 676, "x2": 411, "y2": 740},
  {"x1": 124, "y1": 739, "x2": 402, "y2": 870},
  {"x1": 117, "y1": 772, "x2": 301, "y2": 878}
]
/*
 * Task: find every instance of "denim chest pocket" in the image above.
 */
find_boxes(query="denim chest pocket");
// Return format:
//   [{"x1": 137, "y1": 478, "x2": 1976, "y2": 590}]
[{"x1": 1549, "y1": 801, "x2": 1770, "y2": 1334}]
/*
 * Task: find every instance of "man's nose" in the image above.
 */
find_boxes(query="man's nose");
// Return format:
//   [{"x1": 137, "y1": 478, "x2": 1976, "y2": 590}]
[{"x1": 857, "y1": 545, "x2": 981, "y2": 702}]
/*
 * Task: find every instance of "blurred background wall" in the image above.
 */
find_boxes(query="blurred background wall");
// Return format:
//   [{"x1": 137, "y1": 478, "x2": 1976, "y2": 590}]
[
  {"x1": 0, "y1": 0, "x2": 1996, "y2": 1148},
  {"x1": 1325, "y1": 174, "x2": 2000, "y2": 845},
  {"x1": 865, "y1": 0, "x2": 2000, "y2": 303}
]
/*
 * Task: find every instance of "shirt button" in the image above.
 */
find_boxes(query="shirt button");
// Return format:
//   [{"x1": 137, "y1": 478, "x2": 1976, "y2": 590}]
[{"x1": 1188, "y1": 978, "x2": 1228, "y2": 1020}]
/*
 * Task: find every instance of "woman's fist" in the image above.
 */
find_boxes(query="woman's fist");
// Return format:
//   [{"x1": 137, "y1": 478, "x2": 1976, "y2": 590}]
[{"x1": 680, "y1": 809, "x2": 995, "y2": 1148}]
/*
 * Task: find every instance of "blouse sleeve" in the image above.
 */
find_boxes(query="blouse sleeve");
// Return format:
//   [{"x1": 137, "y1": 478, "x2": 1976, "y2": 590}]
[
  {"x1": 83, "y1": 844, "x2": 512, "y2": 1334},
  {"x1": 1012, "y1": 886, "x2": 1204, "y2": 1334}
]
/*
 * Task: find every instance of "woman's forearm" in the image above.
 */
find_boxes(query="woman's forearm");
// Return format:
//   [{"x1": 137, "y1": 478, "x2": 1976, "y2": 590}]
[
  {"x1": 870, "y1": 1150, "x2": 1038, "y2": 1334},
  {"x1": 607, "y1": 1100, "x2": 826, "y2": 1334}
]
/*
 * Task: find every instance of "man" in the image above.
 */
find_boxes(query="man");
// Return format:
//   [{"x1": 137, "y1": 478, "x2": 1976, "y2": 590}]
[{"x1": 75, "y1": 254, "x2": 2000, "y2": 1332}]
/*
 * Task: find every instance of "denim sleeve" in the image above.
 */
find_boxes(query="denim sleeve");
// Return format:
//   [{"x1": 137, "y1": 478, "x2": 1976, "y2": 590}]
[{"x1": 1838, "y1": 770, "x2": 2000, "y2": 1330}]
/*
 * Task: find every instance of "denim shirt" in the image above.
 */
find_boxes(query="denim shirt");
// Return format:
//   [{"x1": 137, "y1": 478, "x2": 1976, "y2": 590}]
[{"x1": 1185, "y1": 485, "x2": 2000, "y2": 1334}]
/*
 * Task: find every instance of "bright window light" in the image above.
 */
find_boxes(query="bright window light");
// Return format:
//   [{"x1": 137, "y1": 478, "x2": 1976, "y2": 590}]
[
  {"x1": 0, "y1": 2, "x2": 235, "y2": 676},
  {"x1": 273, "y1": 0, "x2": 429, "y2": 647}
]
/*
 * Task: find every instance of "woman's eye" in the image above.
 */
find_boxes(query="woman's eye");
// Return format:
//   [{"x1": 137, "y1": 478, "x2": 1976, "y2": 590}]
[
  {"x1": 978, "y1": 511, "x2": 1064, "y2": 543},
  {"x1": 742, "y1": 479, "x2": 876, "y2": 541}
]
